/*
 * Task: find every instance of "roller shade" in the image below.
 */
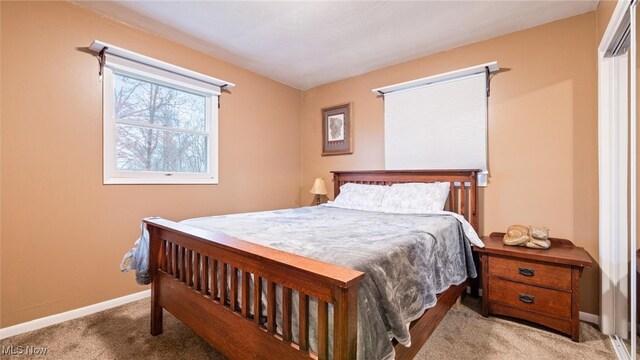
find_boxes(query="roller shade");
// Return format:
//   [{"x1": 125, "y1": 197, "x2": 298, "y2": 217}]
[{"x1": 381, "y1": 68, "x2": 492, "y2": 186}]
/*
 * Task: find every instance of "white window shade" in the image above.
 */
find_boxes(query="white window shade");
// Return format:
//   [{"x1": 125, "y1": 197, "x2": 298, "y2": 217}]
[{"x1": 383, "y1": 72, "x2": 489, "y2": 185}]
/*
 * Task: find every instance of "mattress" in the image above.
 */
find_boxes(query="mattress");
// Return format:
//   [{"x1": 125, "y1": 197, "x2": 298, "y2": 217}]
[{"x1": 180, "y1": 205, "x2": 477, "y2": 360}]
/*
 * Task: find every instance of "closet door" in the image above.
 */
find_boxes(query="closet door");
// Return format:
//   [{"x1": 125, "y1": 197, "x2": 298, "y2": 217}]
[{"x1": 599, "y1": 2, "x2": 634, "y2": 357}]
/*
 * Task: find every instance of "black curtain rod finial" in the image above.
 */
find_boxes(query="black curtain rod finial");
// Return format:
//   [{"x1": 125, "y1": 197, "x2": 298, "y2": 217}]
[
  {"x1": 485, "y1": 66, "x2": 491, "y2": 97},
  {"x1": 98, "y1": 47, "x2": 108, "y2": 77}
]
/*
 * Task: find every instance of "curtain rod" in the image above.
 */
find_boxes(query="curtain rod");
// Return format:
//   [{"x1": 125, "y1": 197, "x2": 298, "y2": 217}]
[
  {"x1": 89, "y1": 40, "x2": 235, "y2": 89},
  {"x1": 373, "y1": 61, "x2": 499, "y2": 96}
]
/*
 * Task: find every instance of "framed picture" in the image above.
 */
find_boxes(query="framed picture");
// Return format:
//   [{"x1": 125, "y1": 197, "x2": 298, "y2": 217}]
[{"x1": 322, "y1": 103, "x2": 352, "y2": 156}]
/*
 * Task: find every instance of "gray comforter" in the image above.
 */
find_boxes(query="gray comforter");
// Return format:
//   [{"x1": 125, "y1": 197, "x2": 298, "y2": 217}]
[{"x1": 125, "y1": 206, "x2": 476, "y2": 360}]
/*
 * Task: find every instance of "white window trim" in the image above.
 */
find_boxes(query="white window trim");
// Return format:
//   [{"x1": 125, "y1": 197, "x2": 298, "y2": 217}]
[{"x1": 102, "y1": 55, "x2": 219, "y2": 185}]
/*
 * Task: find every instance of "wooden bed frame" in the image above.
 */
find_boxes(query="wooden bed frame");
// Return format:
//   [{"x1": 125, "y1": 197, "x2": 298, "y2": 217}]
[{"x1": 146, "y1": 169, "x2": 479, "y2": 360}]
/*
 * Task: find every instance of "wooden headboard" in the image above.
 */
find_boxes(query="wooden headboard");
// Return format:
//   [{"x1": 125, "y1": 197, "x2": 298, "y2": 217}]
[{"x1": 331, "y1": 169, "x2": 479, "y2": 231}]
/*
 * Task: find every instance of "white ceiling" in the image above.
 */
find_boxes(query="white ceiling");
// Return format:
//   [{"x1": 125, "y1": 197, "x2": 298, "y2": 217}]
[{"x1": 77, "y1": 1, "x2": 598, "y2": 90}]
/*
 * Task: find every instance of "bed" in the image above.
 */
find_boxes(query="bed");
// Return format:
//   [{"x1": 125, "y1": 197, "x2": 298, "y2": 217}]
[{"x1": 144, "y1": 169, "x2": 480, "y2": 360}]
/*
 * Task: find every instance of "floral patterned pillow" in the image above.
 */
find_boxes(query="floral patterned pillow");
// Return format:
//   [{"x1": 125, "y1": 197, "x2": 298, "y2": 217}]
[
  {"x1": 329, "y1": 183, "x2": 388, "y2": 211},
  {"x1": 380, "y1": 182, "x2": 450, "y2": 214}
]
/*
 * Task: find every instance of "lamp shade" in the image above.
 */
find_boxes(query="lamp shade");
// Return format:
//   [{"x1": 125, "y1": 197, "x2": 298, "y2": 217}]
[{"x1": 309, "y1": 178, "x2": 328, "y2": 195}]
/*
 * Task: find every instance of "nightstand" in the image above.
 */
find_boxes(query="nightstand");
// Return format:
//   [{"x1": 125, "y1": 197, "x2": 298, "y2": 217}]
[{"x1": 473, "y1": 233, "x2": 592, "y2": 342}]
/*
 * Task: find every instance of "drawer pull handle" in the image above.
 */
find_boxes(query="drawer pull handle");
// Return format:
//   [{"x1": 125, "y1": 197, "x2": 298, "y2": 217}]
[
  {"x1": 519, "y1": 293, "x2": 535, "y2": 304},
  {"x1": 518, "y1": 267, "x2": 535, "y2": 277}
]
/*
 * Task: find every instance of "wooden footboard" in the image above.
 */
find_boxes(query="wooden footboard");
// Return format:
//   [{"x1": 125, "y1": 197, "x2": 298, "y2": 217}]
[{"x1": 146, "y1": 218, "x2": 364, "y2": 360}]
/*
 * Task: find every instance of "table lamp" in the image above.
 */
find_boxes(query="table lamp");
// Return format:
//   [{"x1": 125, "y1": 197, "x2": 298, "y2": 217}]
[{"x1": 309, "y1": 178, "x2": 327, "y2": 205}]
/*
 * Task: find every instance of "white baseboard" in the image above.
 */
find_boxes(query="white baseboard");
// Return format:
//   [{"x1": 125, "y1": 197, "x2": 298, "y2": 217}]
[
  {"x1": 0, "y1": 290, "x2": 150, "y2": 340},
  {"x1": 467, "y1": 286, "x2": 600, "y2": 325},
  {"x1": 579, "y1": 311, "x2": 600, "y2": 325}
]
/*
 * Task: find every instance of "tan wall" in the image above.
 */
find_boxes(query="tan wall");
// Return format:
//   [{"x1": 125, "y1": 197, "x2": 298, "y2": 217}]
[
  {"x1": 1, "y1": 2, "x2": 611, "y2": 326},
  {"x1": 302, "y1": 13, "x2": 600, "y2": 314},
  {"x1": 0, "y1": 1, "x2": 302, "y2": 327}
]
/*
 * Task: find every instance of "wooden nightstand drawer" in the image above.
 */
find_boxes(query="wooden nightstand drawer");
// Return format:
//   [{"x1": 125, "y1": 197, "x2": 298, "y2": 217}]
[
  {"x1": 488, "y1": 277, "x2": 571, "y2": 319},
  {"x1": 488, "y1": 255, "x2": 572, "y2": 291}
]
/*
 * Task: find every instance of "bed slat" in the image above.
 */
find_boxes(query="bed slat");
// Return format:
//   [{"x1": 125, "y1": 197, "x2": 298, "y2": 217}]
[
  {"x1": 174, "y1": 244, "x2": 180, "y2": 279},
  {"x1": 267, "y1": 280, "x2": 276, "y2": 333},
  {"x1": 161, "y1": 240, "x2": 167, "y2": 272},
  {"x1": 470, "y1": 174, "x2": 478, "y2": 230},
  {"x1": 194, "y1": 253, "x2": 201, "y2": 291},
  {"x1": 186, "y1": 249, "x2": 193, "y2": 287},
  {"x1": 449, "y1": 183, "x2": 455, "y2": 210},
  {"x1": 254, "y1": 275, "x2": 262, "y2": 325},
  {"x1": 180, "y1": 247, "x2": 187, "y2": 283},
  {"x1": 241, "y1": 271, "x2": 250, "y2": 317},
  {"x1": 212, "y1": 259, "x2": 219, "y2": 300},
  {"x1": 299, "y1": 293, "x2": 309, "y2": 351},
  {"x1": 230, "y1": 266, "x2": 238, "y2": 311},
  {"x1": 220, "y1": 262, "x2": 227, "y2": 305},
  {"x1": 334, "y1": 286, "x2": 358, "y2": 360},
  {"x1": 176, "y1": 246, "x2": 181, "y2": 281},
  {"x1": 318, "y1": 299, "x2": 329, "y2": 360},
  {"x1": 171, "y1": 241, "x2": 176, "y2": 275},
  {"x1": 158, "y1": 240, "x2": 166, "y2": 273},
  {"x1": 282, "y1": 287, "x2": 292, "y2": 342},
  {"x1": 202, "y1": 256, "x2": 209, "y2": 296},
  {"x1": 460, "y1": 182, "x2": 466, "y2": 218},
  {"x1": 174, "y1": 244, "x2": 179, "y2": 278}
]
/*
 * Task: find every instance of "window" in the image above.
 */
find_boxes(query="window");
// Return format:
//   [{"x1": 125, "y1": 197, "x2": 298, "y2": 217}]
[
  {"x1": 374, "y1": 62, "x2": 498, "y2": 186},
  {"x1": 98, "y1": 43, "x2": 231, "y2": 184}
]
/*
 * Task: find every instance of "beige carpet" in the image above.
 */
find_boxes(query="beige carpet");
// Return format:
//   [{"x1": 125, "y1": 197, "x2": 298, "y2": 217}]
[{"x1": 0, "y1": 297, "x2": 617, "y2": 359}]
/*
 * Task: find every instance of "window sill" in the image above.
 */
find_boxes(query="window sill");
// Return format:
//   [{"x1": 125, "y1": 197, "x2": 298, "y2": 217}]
[{"x1": 103, "y1": 176, "x2": 218, "y2": 185}]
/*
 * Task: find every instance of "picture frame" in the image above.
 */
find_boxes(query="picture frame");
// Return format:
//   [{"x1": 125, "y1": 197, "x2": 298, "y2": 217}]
[{"x1": 321, "y1": 103, "x2": 352, "y2": 156}]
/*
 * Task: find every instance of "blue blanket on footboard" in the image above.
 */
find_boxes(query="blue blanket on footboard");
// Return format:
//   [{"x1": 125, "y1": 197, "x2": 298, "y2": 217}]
[{"x1": 123, "y1": 206, "x2": 477, "y2": 360}]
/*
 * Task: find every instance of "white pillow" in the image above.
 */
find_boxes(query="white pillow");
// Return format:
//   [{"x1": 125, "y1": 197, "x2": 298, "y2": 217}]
[
  {"x1": 380, "y1": 182, "x2": 450, "y2": 214},
  {"x1": 328, "y1": 183, "x2": 388, "y2": 211}
]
